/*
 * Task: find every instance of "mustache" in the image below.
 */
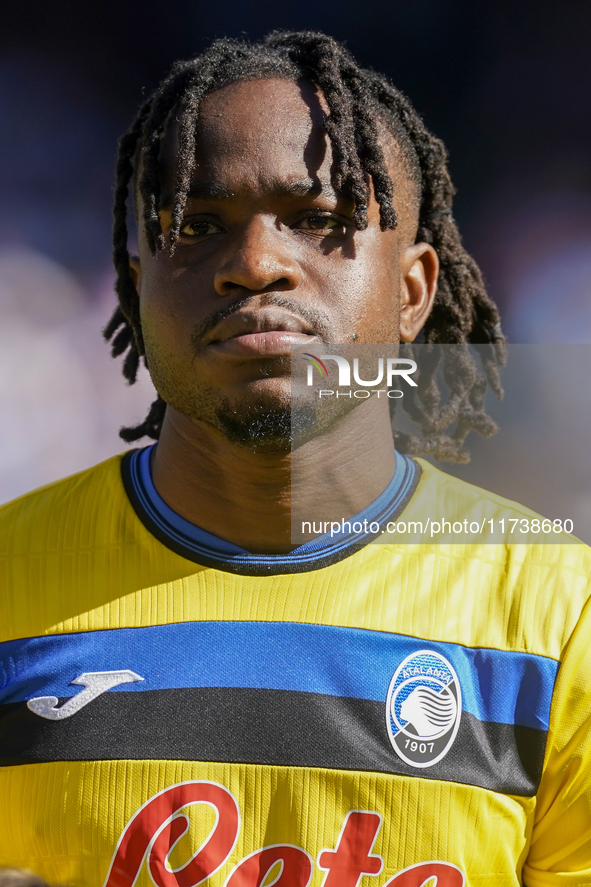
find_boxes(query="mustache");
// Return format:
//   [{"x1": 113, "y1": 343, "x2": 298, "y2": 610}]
[{"x1": 190, "y1": 294, "x2": 333, "y2": 351}]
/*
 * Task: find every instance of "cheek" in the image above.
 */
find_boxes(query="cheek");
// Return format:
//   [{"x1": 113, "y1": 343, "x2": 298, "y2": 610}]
[
  {"x1": 354, "y1": 298, "x2": 400, "y2": 343},
  {"x1": 138, "y1": 260, "x2": 209, "y2": 347},
  {"x1": 327, "y1": 242, "x2": 400, "y2": 342},
  {"x1": 140, "y1": 290, "x2": 179, "y2": 354}
]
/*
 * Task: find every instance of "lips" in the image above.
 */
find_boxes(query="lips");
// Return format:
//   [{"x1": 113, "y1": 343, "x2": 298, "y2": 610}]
[{"x1": 206, "y1": 308, "x2": 319, "y2": 357}]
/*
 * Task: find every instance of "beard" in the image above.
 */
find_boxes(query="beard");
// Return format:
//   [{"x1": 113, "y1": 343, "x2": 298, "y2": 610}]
[
  {"x1": 142, "y1": 293, "x2": 365, "y2": 451},
  {"x1": 146, "y1": 353, "x2": 316, "y2": 453},
  {"x1": 176, "y1": 387, "x2": 363, "y2": 455},
  {"x1": 213, "y1": 395, "x2": 338, "y2": 451},
  {"x1": 148, "y1": 360, "x2": 354, "y2": 453},
  {"x1": 212, "y1": 396, "x2": 293, "y2": 451}
]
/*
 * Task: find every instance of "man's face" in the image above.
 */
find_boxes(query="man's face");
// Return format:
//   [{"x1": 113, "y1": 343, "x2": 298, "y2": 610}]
[{"x1": 132, "y1": 77, "x2": 436, "y2": 446}]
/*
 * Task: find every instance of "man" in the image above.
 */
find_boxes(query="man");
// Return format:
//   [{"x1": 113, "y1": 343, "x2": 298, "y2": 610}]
[{"x1": 0, "y1": 31, "x2": 590, "y2": 887}]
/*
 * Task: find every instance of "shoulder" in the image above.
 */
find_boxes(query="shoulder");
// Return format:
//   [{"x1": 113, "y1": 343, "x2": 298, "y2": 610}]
[
  {"x1": 412, "y1": 457, "x2": 583, "y2": 542},
  {"x1": 413, "y1": 458, "x2": 547, "y2": 518},
  {"x1": 0, "y1": 452, "x2": 138, "y2": 640},
  {"x1": 384, "y1": 458, "x2": 591, "y2": 658},
  {"x1": 0, "y1": 453, "x2": 130, "y2": 556}
]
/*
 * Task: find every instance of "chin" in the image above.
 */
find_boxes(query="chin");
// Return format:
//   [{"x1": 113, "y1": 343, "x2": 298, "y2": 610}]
[
  {"x1": 211, "y1": 397, "x2": 291, "y2": 451},
  {"x1": 161, "y1": 373, "x2": 355, "y2": 453},
  {"x1": 202, "y1": 373, "x2": 296, "y2": 450}
]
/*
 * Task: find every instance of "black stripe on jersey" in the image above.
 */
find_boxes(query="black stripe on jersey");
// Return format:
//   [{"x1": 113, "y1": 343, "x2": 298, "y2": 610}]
[{"x1": 0, "y1": 687, "x2": 546, "y2": 796}]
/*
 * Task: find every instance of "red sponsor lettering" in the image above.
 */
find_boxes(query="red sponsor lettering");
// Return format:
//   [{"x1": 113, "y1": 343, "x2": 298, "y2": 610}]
[
  {"x1": 383, "y1": 861, "x2": 465, "y2": 887},
  {"x1": 103, "y1": 780, "x2": 240, "y2": 887},
  {"x1": 225, "y1": 845, "x2": 313, "y2": 887},
  {"x1": 103, "y1": 781, "x2": 466, "y2": 887},
  {"x1": 318, "y1": 810, "x2": 383, "y2": 887}
]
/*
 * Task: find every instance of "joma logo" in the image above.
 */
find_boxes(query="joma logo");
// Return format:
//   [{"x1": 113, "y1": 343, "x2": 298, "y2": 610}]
[{"x1": 27, "y1": 670, "x2": 143, "y2": 720}]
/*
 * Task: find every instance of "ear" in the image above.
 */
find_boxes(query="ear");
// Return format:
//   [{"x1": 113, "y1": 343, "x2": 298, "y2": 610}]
[
  {"x1": 399, "y1": 242, "x2": 439, "y2": 342},
  {"x1": 128, "y1": 255, "x2": 142, "y2": 296}
]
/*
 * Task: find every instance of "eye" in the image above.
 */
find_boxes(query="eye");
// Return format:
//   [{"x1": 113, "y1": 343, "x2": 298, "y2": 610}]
[
  {"x1": 295, "y1": 214, "x2": 346, "y2": 235},
  {"x1": 179, "y1": 219, "x2": 223, "y2": 238}
]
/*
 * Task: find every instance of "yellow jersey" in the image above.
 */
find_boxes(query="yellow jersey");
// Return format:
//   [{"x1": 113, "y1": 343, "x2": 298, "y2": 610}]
[{"x1": 0, "y1": 448, "x2": 590, "y2": 887}]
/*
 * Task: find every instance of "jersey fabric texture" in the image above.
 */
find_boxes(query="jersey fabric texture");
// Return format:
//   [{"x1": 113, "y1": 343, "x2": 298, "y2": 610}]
[{"x1": 0, "y1": 449, "x2": 590, "y2": 887}]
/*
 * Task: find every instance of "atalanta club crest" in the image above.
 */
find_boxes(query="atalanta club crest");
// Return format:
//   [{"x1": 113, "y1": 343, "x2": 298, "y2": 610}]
[{"x1": 386, "y1": 650, "x2": 462, "y2": 768}]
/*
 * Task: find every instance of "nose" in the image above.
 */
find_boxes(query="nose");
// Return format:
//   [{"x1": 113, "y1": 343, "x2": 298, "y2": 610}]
[{"x1": 213, "y1": 216, "x2": 302, "y2": 296}]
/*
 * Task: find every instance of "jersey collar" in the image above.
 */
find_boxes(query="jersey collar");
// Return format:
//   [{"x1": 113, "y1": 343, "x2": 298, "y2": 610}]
[{"x1": 121, "y1": 445, "x2": 419, "y2": 575}]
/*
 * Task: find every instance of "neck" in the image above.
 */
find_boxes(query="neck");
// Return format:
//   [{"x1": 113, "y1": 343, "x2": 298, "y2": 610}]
[{"x1": 151, "y1": 398, "x2": 396, "y2": 554}]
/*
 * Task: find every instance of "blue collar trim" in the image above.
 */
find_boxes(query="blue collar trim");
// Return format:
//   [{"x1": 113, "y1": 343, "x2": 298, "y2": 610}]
[{"x1": 122, "y1": 445, "x2": 419, "y2": 575}]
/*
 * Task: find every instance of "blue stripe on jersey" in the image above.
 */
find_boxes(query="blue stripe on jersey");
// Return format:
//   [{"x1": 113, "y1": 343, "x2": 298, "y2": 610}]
[
  {"x1": 0, "y1": 621, "x2": 558, "y2": 731},
  {"x1": 128, "y1": 445, "x2": 418, "y2": 567}
]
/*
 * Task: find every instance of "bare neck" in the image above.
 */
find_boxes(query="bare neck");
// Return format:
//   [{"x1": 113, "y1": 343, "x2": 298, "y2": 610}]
[{"x1": 151, "y1": 399, "x2": 396, "y2": 554}]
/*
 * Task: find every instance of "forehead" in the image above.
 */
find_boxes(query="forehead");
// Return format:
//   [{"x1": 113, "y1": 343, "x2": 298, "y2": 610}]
[
  {"x1": 161, "y1": 78, "x2": 329, "y2": 190},
  {"x1": 199, "y1": 78, "x2": 325, "y2": 146},
  {"x1": 156, "y1": 77, "x2": 418, "y2": 234}
]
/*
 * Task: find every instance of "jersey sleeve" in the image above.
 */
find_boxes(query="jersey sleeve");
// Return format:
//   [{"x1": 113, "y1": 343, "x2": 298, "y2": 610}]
[{"x1": 524, "y1": 588, "x2": 591, "y2": 886}]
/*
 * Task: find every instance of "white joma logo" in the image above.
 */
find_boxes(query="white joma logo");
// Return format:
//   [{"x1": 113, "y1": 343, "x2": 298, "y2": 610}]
[{"x1": 26, "y1": 670, "x2": 144, "y2": 720}]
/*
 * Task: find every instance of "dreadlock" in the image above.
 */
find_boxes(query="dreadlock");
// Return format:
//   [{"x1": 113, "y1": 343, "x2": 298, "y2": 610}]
[{"x1": 105, "y1": 30, "x2": 505, "y2": 461}]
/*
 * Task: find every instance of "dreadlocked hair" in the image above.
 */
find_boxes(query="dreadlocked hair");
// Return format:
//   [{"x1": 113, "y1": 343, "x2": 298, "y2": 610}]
[{"x1": 105, "y1": 30, "x2": 505, "y2": 459}]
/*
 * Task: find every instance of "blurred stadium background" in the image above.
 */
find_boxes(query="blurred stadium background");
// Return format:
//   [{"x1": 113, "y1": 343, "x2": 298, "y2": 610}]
[{"x1": 1, "y1": 0, "x2": 590, "y2": 531}]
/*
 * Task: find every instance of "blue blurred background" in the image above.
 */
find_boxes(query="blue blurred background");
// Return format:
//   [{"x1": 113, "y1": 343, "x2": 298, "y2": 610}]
[{"x1": 1, "y1": 0, "x2": 591, "y2": 506}]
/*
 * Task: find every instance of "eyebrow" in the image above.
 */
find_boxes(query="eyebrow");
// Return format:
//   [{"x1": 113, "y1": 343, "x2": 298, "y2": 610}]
[{"x1": 161, "y1": 178, "x2": 341, "y2": 206}]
